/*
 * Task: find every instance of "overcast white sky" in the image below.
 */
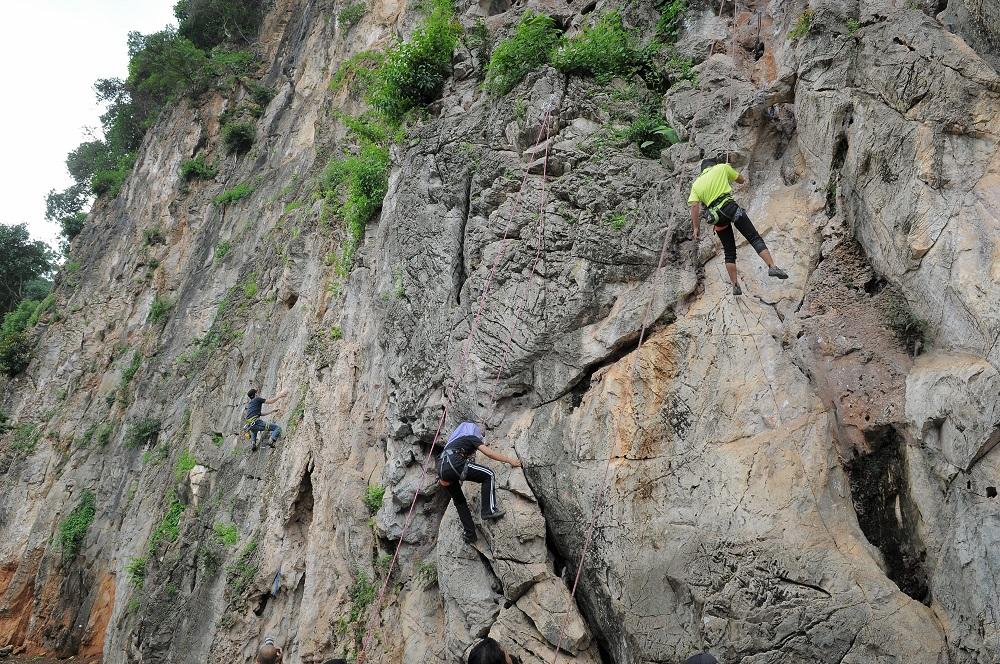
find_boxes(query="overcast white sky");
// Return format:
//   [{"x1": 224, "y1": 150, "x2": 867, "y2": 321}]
[{"x1": 0, "y1": 0, "x2": 176, "y2": 249}]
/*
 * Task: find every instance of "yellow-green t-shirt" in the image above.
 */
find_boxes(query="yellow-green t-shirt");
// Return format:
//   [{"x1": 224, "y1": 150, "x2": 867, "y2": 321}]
[{"x1": 687, "y1": 164, "x2": 740, "y2": 206}]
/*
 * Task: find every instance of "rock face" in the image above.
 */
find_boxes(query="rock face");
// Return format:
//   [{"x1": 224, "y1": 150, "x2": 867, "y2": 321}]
[{"x1": 2, "y1": 0, "x2": 1000, "y2": 662}]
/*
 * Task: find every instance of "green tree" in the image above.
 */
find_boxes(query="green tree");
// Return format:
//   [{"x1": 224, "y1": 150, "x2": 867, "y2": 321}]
[
  {"x1": 175, "y1": 0, "x2": 264, "y2": 49},
  {"x1": 45, "y1": 184, "x2": 90, "y2": 249},
  {"x1": 0, "y1": 224, "x2": 54, "y2": 314}
]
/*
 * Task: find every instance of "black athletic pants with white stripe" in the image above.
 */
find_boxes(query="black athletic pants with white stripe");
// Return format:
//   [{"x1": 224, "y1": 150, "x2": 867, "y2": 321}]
[{"x1": 444, "y1": 463, "x2": 499, "y2": 537}]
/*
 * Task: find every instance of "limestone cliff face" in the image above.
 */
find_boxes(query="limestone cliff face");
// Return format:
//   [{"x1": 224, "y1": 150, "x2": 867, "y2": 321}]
[{"x1": 2, "y1": 0, "x2": 1000, "y2": 663}]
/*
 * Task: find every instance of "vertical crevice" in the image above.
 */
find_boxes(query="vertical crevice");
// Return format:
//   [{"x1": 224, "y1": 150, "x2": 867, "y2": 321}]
[
  {"x1": 453, "y1": 174, "x2": 473, "y2": 306},
  {"x1": 846, "y1": 426, "x2": 931, "y2": 605}
]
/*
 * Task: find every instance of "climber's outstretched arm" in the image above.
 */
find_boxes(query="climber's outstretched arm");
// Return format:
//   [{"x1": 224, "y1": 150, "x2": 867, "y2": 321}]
[
  {"x1": 690, "y1": 203, "x2": 701, "y2": 241},
  {"x1": 479, "y1": 444, "x2": 522, "y2": 468}
]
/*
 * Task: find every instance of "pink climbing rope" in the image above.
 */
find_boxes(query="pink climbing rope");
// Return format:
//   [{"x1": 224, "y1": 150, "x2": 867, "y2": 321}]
[
  {"x1": 549, "y1": 2, "x2": 745, "y2": 661},
  {"x1": 355, "y1": 109, "x2": 556, "y2": 664}
]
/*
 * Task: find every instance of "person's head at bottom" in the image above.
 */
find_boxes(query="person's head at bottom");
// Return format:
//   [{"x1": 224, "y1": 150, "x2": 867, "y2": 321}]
[
  {"x1": 257, "y1": 637, "x2": 283, "y2": 664},
  {"x1": 468, "y1": 637, "x2": 513, "y2": 664},
  {"x1": 683, "y1": 653, "x2": 718, "y2": 664}
]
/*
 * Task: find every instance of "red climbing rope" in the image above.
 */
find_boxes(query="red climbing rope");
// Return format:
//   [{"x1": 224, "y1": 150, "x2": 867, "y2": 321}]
[{"x1": 355, "y1": 108, "x2": 556, "y2": 664}]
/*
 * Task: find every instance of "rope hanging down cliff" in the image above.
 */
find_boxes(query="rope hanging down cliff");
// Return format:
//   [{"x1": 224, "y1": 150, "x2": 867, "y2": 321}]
[
  {"x1": 548, "y1": 3, "x2": 751, "y2": 661},
  {"x1": 355, "y1": 106, "x2": 558, "y2": 664}
]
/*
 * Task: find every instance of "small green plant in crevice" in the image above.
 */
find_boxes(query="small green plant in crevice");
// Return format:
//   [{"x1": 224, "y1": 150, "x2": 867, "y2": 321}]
[
  {"x1": 174, "y1": 449, "x2": 198, "y2": 482},
  {"x1": 884, "y1": 294, "x2": 930, "y2": 354},
  {"x1": 179, "y1": 153, "x2": 217, "y2": 181},
  {"x1": 95, "y1": 423, "x2": 115, "y2": 447},
  {"x1": 120, "y1": 351, "x2": 143, "y2": 390},
  {"x1": 789, "y1": 9, "x2": 814, "y2": 41},
  {"x1": 222, "y1": 120, "x2": 255, "y2": 154},
  {"x1": 242, "y1": 274, "x2": 259, "y2": 299},
  {"x1": 363, "y1": 484, "x2": 385, "y2": 514},
  {"x1": 620, "y1": 113, "x2": 680, "y2": 158},
  {"x1": 211, "y1": 432, "x2": 225, "y2": 447},
  {"x1": 338, "y1": 1, "x2": 366, "y2": 29},
  {"x1": 464, "y1": 17, "x2": 491, "y2": 73},
  {"x1": 143, "y1": 227, "x2": 166, "y2": 246},
  {"x1": 414, "y1": 559, "x2": 437, "y2": 588},
  {"x1": 249, "y1": 82, "x2": 275, "y2": 107},
  {"x1": 347, "y1": 570, "x2": 377, "y2": 643},
  {"x1": 287, "y1": 391, "x2": 307, "y2": 436},
  {"x1": 148, "y1": 295, "x2": 174, "y2": 324},
  {"x1": 148, "y1": 492, "x2": 185, "y2": 554},
  {"x1": 846, "y1": 18, "x2": 860, "y2": 35},
  {"x1": 329, "y1": 50, "x2": 385, "y2": 93},
  {"x1": 329, "y1": 326, "x2": 343, "y2": 340},
  {"x1": 608, "y1": 213, "x2": 628, "y2": 231},
  {"x1": 58, "y1": 490, "x2": 96, "y2": 561},
  {"x1": 484, "y1": 11, "x2": 561, "y2": 96},
  {"x1": 225, "y1": 538, "x2": 260, "y2": 598},
  {"x1": 126, "y1": 556, "x2": 147, "y2": 589},
  {"x1": 11, "y1": 424, "x2": 41, "y2": 455},
  {"x1": 214, "y1": 240, "x2": 232, "y2": 264},
  {"x1": 656, "y1": 0, "x2": 688, "y2": 40},
  {"x1": 214, "y1": 182, "x2": 254, "y2": 206},
  {"x1": 214, "y1": 522, "x2": 239, "y2": 546},
  {"x1": 125, "y1": 418, "x2": 161, "y2": 449}
]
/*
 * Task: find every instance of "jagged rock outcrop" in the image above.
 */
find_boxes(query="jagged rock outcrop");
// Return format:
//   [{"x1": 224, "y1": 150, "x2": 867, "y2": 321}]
[{"x1": 2, "y1": 0, "x2": 1000, "y2": 663}]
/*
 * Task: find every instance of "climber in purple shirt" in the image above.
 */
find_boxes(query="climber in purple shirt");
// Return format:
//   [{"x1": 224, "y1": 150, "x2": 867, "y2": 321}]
[{"x1": 437, "y1": 421, "x2": 522, "y2": 544}]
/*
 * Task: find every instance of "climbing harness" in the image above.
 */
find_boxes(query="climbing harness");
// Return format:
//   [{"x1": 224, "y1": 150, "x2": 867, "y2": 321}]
[
  {"x1": 438, "y1": 447, "x2": 470, "y2": 481},
  {"x1": 354, "y1": 105, "x2": 558, "y2": 664}
]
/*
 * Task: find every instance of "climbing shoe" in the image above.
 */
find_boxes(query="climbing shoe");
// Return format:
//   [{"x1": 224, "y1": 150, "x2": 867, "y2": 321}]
[
  {"x1": 267, "y1": 441, "x2": 277, "y2": 449},
  {"x1": 251, "y1": 442, "x2": 259, "y2": 452},
  {"x1": 733, "y1": 284, "x2": 742, "y2": 296},
  {"x1": 482, "y1": 509, "x2": 506, "y2": 521},
  {"x1": 768, "y1": 266, "x2": 789, "y2": 279},
  {"x1": 463, "y1": 531, "x2": 478, "y2": 544}
]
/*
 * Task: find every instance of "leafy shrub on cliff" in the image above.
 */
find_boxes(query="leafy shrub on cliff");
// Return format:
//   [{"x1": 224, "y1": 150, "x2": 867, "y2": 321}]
[
  {"x1": 621, "y1": 113, "x2": 680, "y2": 158},
  {"x1": 551, "y1": 12, "x2": 644, "y2": 83},
  {"x1": 180, "y1": 153, "x2": 218, "y2": 180},
  {"x1": 656, "y1": 0, "x2": 687, "y2": 39},
  {"x1": 367, "y1": 0, "x2": 461, "y2": 123},
  {"x1": 214, "y1": 182, "x2": 255, "y2": 206},
  {"x1": 175, "y1": 0, "x2": 264, "y2": 50},
  {"x1": 338, "y1": 1, "x2": 366, "y2": 29},
  {"x1": 789, "y1": 9, "x2": 814, "y2": 41},
  {"x1": 58, "y1": 490, "x2": 97, "y2": 560},
  {"x1": 214, "y1": 523, "x2": 239, "y2": 546},
  {"x1": 149, "y1": 296, "x2": 174, "y2": 324},
  {"x1": 484, "y1": 12, "x2": 562, "y2": 95},
  {"x1": 225, "y1": 538, "x2": 260, "y2": 597},
  {"x1": 222, "y1": 120, "x2": 256, "y2": 154},
  {"x1": 320, "y1": 142, "x2": 390, "y2": 261},
  {"x1": 120, "y1": 351, "x2": 143, "y2": 390},
  {"x1": 125, "y1": 418, "x2": 161, "y2": 449},
  {"x1": 126, "y1": 556, "x2": 147, "y2": 588},
  {"x1": 363, "y1": 484, "x2": 385, "y2": 513},
  {"x1": 885, "y1": 294, "x2": 930, "y2": 354},
  {"x1": 10, "y1": 423, "x2": 41, "y2": 455},
  {"x1": 0, "y1": 331, "x2": 31, "y2": 378},
  {"x1": 174, "y1": 449, "x2": 198, "y2": 482},
  {"x1": 149, "y1": 492, "x2": 186, "y2": 553}
]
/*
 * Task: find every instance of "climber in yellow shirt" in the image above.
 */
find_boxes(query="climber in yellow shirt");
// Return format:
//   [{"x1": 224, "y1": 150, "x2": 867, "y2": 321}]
[{"x1": 688, "y1": 157, "x2": 788, "y2": 295}]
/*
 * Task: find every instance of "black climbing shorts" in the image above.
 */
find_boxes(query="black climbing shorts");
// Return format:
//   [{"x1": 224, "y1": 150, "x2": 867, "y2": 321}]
[{"x1": 714, "y1": 202, "x2": 768, "y2": 264}]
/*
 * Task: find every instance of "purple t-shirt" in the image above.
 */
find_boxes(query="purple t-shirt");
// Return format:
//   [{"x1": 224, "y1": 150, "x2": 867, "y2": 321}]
[{"x1": 445, "y1": 422, "x2": 484, "y2": 455}]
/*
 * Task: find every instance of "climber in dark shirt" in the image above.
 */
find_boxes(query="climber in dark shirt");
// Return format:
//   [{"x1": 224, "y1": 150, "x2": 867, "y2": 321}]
[
  {"x1": 438, "y1": 422, "x2": 521, "y2": 544},
  {"x1": 244, "y1": 387, "x2": 288, "y2": 451},
  {"x1": 468, "y1": 637, "x2": 517, "y2": 664}
]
